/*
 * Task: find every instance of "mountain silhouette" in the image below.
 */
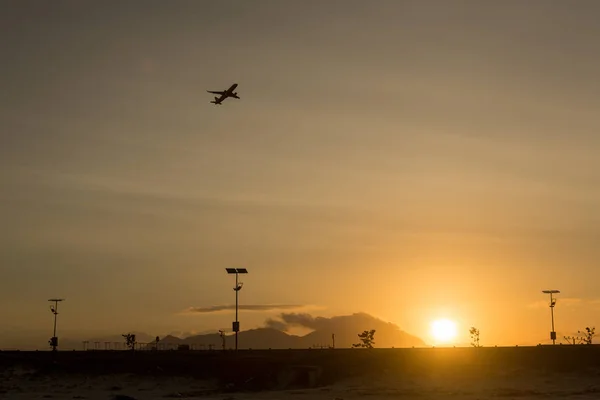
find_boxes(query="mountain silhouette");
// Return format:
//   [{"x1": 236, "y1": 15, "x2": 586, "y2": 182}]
[
  {"x1": 2, "y1": 313, "x2": 425, "y2": 350},
  {"x1": 168, "y1": 313, "x2": 425, "y2": 349},
  {"x1": 296, "y1": 313, "x2": 425, "y2": 348}
]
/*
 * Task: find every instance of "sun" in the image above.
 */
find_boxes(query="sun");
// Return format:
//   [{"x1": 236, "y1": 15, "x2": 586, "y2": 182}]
[{"x1": 430, "y1": 319, "x2": 458, "y2": 343}]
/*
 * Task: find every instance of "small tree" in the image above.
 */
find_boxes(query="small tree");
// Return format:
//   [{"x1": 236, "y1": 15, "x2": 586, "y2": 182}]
[
  {"x1": 122, "y1": 333, "x2": 136, "y2": 351},
  {"x1": 564, "y1": 327, "x2": 595, "y2": 345},
  {"x1": 353, "y1": 329, "x2": 376, "y2": 348},
  {"x1": 469, "y1": 327, "x2": 481, "y2": 347},
  {"x1": 48, "y1": 336, "x2": 58, "y2": 351},
  {"x1": 578, "y1": 327, "x2": 595, "y2": 345}
]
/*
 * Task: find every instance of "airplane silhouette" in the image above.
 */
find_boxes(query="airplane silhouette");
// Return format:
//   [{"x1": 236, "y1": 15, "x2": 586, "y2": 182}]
[{"x1": 207, "y1": 83, "x2": 240, "y2": 105}]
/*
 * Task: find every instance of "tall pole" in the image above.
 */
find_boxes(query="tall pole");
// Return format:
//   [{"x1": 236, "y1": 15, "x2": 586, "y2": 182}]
[
  {"x1": 542, "y1": 290, "x2": 559, "y2": 345},
  {"x1": 235, "y1": 271, "x2": 239, "y2": 351},
  {"x1": 53, "y1": 300, "x2": 58, "y2": 338},
  {"x1": 226, "y1": 268, "x2": 248, "y2": 351},
  {"x1": 48, "y1": 298, "x2": 64, "y2": 352},
  {"x1": 550, "y1": 292, "x2": 555, "y2": 344},
  {"x1": 219, "y1": 330, "x2": 226, "y2": 351}
]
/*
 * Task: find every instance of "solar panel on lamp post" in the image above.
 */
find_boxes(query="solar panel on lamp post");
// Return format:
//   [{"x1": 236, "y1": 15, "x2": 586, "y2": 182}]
[
  {"x1": 542, "y1": 290, "x2": 560, "y2": 345},
  {"x1": 48, "y1": 298, "x2": 65, "y2": 351},
  {"x1": 226, "y1": 268, "x2": 248, "y2": 350}
]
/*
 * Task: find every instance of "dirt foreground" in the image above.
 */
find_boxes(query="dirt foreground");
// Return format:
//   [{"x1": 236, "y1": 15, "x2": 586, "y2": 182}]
[{"x1": 3, "y1": 365, "x2": 600, "y2": 400}]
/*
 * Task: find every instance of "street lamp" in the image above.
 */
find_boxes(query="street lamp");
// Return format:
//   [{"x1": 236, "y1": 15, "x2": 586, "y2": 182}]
[
  {"x1": 48, "y1": 298, "x2": 65, "y2": 351},
  {"x1": 225, "y1": 268, "x2": 248, "y2": 350},
  {"x1": 218, "y1": 329, "x2": 227, "y2": 351},
  {"x1": 542, "y1": 290, "x2": 560, "y2": 345}
]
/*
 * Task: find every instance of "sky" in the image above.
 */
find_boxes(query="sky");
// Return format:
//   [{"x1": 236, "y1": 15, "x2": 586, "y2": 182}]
[{"x1": 2, "y1": 0, "x2": 600, "y2": 348}]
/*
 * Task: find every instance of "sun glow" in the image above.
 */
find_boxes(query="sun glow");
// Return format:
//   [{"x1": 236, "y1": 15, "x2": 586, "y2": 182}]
[{"x1": 430, "y1": 319, "x2": 458, "y2": 343}]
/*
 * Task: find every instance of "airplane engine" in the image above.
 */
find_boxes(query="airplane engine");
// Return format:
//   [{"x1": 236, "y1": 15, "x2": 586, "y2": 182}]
[{"x1": 214, "y1": 97, "x2": 219, "y2": 101}]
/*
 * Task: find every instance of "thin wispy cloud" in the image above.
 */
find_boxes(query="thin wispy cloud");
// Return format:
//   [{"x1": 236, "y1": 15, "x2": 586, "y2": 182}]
[
  {"x1": 527, "y1": 297, "x2": 597, "y2": 309},
  {"x1": 180, "y1": 304, "x2": 316, "y2": 315}
]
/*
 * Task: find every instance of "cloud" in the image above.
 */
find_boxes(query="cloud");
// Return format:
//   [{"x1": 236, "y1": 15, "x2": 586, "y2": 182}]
[
  {"x1": 260, "y1": 312, "x2": 425, "y2": 349},
  {"x1": 266, "y1": 313, "x2": 329, "y2": 331},
  {"x1": 263, "y1": 318, "x2": 288, "y2": 331},
  {"x1": 181, "y1": 304, "x2": 310, "y2": 315},
  {"x1": 263, "y1": 313, "x2": 334, "y2": 331},
  {"x1": 527, "y1": 297, "x2": 592, "y2": 309},
  {"x1": 265, "y1": 312, "x2": 395, "y2": 332}
]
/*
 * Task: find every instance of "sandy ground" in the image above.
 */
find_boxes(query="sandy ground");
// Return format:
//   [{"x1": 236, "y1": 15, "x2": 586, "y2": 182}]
[{"x1": 2, "y1": 367, "x2": 600, "y2": 400}]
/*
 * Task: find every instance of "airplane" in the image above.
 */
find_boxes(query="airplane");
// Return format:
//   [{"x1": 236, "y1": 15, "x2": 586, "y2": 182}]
[{"x1": 207, "y1": 83, "x2": 240, "y2": 105}]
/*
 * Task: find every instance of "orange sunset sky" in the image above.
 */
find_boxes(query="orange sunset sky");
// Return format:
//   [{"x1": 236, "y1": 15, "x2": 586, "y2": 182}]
[{"x1": 1, "y1": 0, "x2": 600, "y2": 348}]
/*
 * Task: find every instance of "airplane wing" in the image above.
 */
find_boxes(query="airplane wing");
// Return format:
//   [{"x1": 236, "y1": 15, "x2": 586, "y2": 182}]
[{"x1": 207, "y1": 90, "x2": 226, "y2": 95}]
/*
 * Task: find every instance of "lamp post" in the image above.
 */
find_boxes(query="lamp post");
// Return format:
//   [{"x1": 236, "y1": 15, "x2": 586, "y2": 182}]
[
  {"x1": 218, "y1": 330, "x2": 227, "y2": 351},
  {"x1": 542, "y1": 290, "x2": 560, "y2": 345},
  {"x1": 48, "y1": 298, "x2": 64, "y2": 351},
  {"x1": 225, "y1": 268, "x2": 248, "y2": 350}
]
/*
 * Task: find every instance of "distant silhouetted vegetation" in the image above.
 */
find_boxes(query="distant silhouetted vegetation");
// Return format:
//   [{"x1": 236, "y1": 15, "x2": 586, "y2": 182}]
[
  {"x1": 563, "y1": 335, "x2": 581, "y2": 345},
  {"x1": 579, "y1": 327, "x2": 596, "y2": 345},
  {"x1": 122, "y1": 333, "x2": 136, "y2": 351},
  {"x1": 48, "y1": 336, "x2": 58, "y2": 351},
  {"x1": 353, "y1": 329, "x2": 376, "y2": 348},
  {"x1": 469, "y1": 327, "x2": 481, "y2": 347},
  {"x1": 564, "y1": 327, "x2": 595, "y2": 345}
]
